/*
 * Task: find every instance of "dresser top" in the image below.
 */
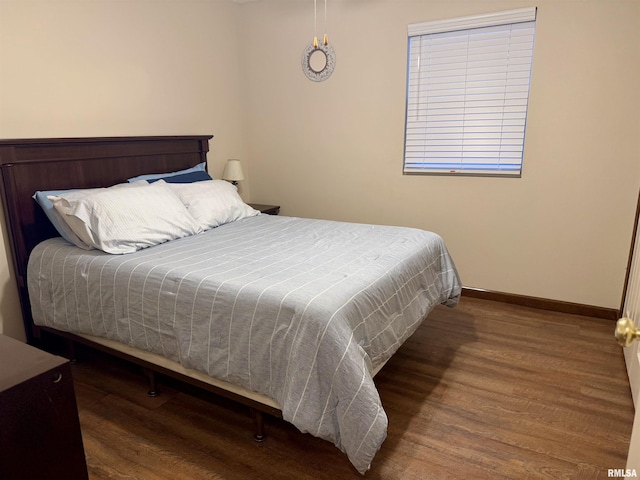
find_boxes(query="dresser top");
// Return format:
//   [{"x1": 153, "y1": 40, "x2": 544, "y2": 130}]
[{"x1": 0, "y1": 334, "x2": 67, "y2": 391}]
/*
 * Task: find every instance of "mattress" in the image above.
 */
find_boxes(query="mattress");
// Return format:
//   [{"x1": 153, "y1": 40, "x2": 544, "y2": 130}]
[{"x1": 27, "y1": 214, "x2": 461, "y2": 473}]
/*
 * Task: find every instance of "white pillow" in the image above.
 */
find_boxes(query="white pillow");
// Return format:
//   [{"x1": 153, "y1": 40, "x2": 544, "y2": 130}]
[
  {"x1": 163, "y1": 179, "x2": 259, "y2": 230},
  {"x1": 50, "y1": 182, "x2": 202, "y2": 254},
  {"x1": 45, "y1": 181, "x2": 148, "y2": 249}
]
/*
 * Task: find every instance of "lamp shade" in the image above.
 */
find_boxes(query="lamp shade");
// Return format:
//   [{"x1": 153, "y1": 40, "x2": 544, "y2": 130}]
[{"x1": 222, "y1": 159, "x2": 245, "y2": 182}]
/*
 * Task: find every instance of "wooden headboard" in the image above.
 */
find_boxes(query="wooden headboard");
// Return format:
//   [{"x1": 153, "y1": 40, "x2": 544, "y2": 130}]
[{"x1": 0, "y1": 135, "x2": 213, "y2": 342}]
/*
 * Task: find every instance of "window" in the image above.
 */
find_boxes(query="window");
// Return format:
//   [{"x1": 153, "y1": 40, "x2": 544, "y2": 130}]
[{"x1": 403, "y1": 8, "x2": 537, "y2": 176}]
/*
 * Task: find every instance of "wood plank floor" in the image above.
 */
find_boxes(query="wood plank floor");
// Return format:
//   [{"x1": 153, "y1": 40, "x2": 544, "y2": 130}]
[{"x1": 70, "y1": 297, "x2": 634, "y2": 479}]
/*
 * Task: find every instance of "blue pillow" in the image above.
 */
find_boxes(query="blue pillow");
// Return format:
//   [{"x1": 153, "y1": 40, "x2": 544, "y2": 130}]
[
  {"x1": 127, "y1": 162, "x2": 208, "y2": 183},
  {"x1": 148, "y1": 170, "x2": 212, "y2": 184}
]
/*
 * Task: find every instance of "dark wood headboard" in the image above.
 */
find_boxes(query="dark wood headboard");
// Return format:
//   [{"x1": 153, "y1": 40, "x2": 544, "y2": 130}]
[{"x1": 0, "y1": 135, "x2": 213, "y2": 342}]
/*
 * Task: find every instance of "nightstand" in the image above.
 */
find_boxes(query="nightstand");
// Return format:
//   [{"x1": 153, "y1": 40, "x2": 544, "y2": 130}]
[
  {"x1": 249, "y1": 204, "x2": 280, "y2": 215},
  {"x1": 0, "y1": 335, "x2": 89, "y2": 480}
]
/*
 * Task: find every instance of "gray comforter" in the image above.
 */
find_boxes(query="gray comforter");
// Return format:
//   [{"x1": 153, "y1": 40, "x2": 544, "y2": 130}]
[{"x1": 27, "y1": 214, "x2": 461, "y2": 473}]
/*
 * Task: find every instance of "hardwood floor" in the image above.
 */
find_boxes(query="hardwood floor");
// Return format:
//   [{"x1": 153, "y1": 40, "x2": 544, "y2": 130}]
[{"x1": 70, "y1": 297, "x2": 634, "y2": 479}]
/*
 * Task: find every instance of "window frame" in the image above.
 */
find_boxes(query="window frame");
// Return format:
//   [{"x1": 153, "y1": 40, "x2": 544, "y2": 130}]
[{"x1": 403, "y1": 7, "x2": 537, "y2": 177}]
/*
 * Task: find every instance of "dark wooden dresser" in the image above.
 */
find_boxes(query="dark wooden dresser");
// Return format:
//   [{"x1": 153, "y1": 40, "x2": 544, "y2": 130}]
[{"x1": 0, "y1": 334, "x2": 89, "y2": 480}]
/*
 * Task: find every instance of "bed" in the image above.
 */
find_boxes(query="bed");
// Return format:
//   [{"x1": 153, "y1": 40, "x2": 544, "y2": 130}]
[{"x1": 0, "y1": 135, "x2": 461, "y2": 474}]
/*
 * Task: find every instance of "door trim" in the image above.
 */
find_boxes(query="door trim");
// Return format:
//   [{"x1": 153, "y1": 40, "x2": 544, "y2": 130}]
[{"x1": 621, "y1": 188, "x2": 640, "y2": 316}]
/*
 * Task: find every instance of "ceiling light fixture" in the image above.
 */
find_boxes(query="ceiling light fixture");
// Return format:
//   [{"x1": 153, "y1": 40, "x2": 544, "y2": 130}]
[{"x1": 301, "y1": 0, "x2": 335, "y2": 82}]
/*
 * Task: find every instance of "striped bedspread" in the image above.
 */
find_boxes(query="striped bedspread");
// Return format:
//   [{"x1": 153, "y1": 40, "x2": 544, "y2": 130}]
[{"x1": 27, "y1": 214, "x2": 461, "y2": 473}]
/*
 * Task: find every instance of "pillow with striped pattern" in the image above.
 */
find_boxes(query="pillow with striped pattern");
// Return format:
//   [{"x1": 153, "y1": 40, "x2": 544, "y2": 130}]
[{"x1": 50, "y1": 182, "x2": 202, "y2": 254}]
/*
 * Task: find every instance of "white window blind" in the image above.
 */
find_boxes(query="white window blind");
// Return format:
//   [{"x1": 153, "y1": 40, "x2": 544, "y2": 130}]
[{"x1": 403, "y1": 7, "x2": 537, "y2": 176}]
